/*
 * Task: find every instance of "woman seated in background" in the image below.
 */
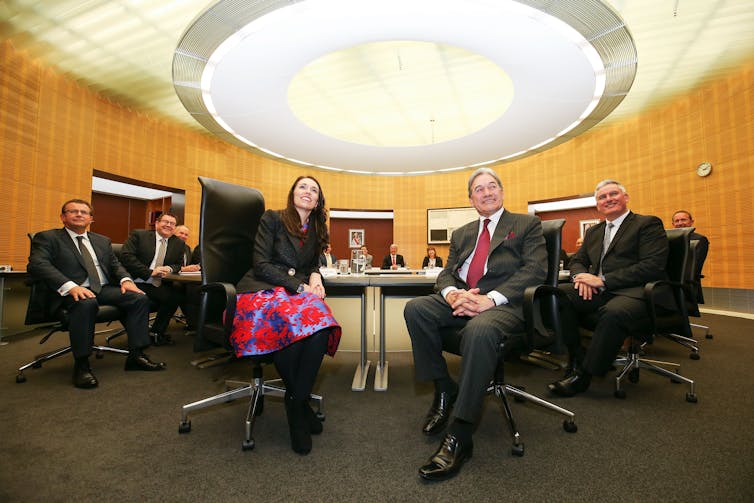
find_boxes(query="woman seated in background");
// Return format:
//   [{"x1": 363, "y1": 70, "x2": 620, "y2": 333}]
[
  {"x1": 421, "y1": 246, "x2": 443, "y2": 268},
  {"x1": 231, "y1": 175, "x2": 341, "y2": 455}
]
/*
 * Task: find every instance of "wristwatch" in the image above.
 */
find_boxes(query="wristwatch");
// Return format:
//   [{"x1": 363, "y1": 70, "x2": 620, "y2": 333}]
[{"x1": 296, "y1": 283, "x2": 305, "y2": 294}]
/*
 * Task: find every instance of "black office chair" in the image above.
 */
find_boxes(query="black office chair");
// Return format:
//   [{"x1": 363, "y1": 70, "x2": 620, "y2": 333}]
[
  {"x1": 178, "y1": 176, "x2": 323, "y2": 451},
  {"x1": 687, "y1": 239, "x2": 712, "y2": 339},
  {"x1": 440, "y1": 218, "x2": 577, "y2": 457},
  {"x1": 610, "y1": 227, "x2": 698, "y2": 402},
  {"x1": 16, "y1": 234, "x2": 129, "y2": 383}
]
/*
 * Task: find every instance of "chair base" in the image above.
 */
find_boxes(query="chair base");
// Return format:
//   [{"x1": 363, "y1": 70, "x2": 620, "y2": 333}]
[
  {"x1": 691, "y1": 322, "x2": 712, "y2": 339},
  {"x1": 178, "y1": 377, "x2": 324, "y2": 450},
  {"x1": 487, "y1": 381, "x2": 577, "y2": 457},
  {"x1": 614, "y1": 349, "x2": 697, "y2": 402},
  {"x1": 662, "y1": 331, "x2": 700, "y2": 360},
  {"x1": 16, "y1": 344, "x2": 128, "y2": 383}
]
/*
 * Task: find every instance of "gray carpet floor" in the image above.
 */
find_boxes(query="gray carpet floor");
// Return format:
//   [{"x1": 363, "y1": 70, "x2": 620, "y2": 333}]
[{"x1": 1, "y1": 313, "x2": 752, "y2": 502}]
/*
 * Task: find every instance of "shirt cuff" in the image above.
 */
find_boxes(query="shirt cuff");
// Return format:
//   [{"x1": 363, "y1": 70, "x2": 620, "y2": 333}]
[
  {"x1": 486, "y1": 290, "x2": 507, "y2": 306},
  {"x1": 441, "y1": 286, "x2": 457, "y2": 300},
  {"x1": 59, "y1": 281, "x2": 78, "y2": 296}
]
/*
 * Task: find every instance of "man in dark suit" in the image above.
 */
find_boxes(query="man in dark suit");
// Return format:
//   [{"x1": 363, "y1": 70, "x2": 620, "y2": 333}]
[
  {"x1": 672, "y1": 210, "x2": 709, "y2": 302},
  {"x1": 27, "y1": 199, "x2": 166, "y2": 389},
  {"x1": 404, "y1": 168, "x2": 547, "y2": 481},
  {"x1": 318, "y1": 243, "x2": 337, "y2": 268},
  {"x1": 174, "y1": 224, "x2": 201, "y2": 331},
  {"x1": 120, "y1": 213, "x2": 185, "y2": 345},
  {"x1": 548, "y1": 180, "x2": 669, "y2": 397},
  {"x1": 381, "y1": 244, "x2": 406, "y2": 269}
]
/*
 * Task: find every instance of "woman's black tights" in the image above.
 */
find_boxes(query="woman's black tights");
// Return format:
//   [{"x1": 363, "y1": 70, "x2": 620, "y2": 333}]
[{"x1": 273, "y1": 329, "x2": 329, "y2": 400}]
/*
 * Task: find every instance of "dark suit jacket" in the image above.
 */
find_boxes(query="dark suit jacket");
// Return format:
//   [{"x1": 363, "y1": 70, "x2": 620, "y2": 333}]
[
  {"x1": 27, "y1": 228, "x2": 130, "y2": 315},
  {"x1": 568, "y1": 212, "x2": 668, "y2": 299},
  {"x1": 182, "y1": 244, "x2": 201, "y2": 266},
  {"x1": 381, "y1": 254, "x2": 406, "y2": 269},
  {"x1": 120, "y1": 229, "x2": 184, "y2": 281},
  {"x1": 421, "y1": 256, "x2": 443, "y2": 268},
  {"x1": 318, "y1": 252, "x2": 337, "y2": 268},
  {"x1": 237, "y1": 210, "x2": 321, "y2": 294},
  {"x1": 436, "y1": 211, "x2": 547, "y2": 309}
]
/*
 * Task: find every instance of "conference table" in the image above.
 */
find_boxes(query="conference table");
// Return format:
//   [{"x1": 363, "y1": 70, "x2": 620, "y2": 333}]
[
  {"x1": 168, "y1": 269, "x2": 436, "y2": 390},
  {"x1": 324, "y1": 270, "x2": 436, "y2": 392}
]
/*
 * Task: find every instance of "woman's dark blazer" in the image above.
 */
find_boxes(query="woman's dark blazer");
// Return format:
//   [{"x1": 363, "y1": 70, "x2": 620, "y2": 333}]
[
  {"x1": 236, "y1": 210, "x2": 321, "y2": 294},
  {"x1": 421, "y1": 256, "x2": 443, "y2": 268}
]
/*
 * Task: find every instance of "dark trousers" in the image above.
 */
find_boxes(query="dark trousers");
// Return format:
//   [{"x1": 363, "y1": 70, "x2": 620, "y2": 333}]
[
  {"x1": 404, "y1": 293, "x2": 523, "y2": 424},
  {"x1": 62, "y1": 285, "x2": 151, "y2": 359},
  {"x1": 272, "y1": 329, "x2": 329, "y2": 400},
  {"x1": 178, "y1": 283, "x2": 201, "y2": 330},
  {"x1": 557, "y1": 283, "x2": 652, "y2": 375},
  {"x1": 138, "y1": 283, "x2": 184, "y2": 335}
]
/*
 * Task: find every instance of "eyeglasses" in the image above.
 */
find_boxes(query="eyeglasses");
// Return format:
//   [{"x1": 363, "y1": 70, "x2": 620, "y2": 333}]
[
  {"x1": 64, "y1": 209, "x2": 91, "y2": 215},
  {"x1": 159, "y1": 220, "x2": 176, "y2": 226}
]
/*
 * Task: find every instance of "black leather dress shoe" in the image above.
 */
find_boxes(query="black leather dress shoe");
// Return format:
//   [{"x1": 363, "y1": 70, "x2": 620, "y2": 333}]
[
  {"x1": 548, "y1": 371, "x2": 591, "y2": 397},
  {"x1": 73, "y1": 367, "x2": 98, "y2": 389},
  {"x1": 423, "y1": 390, "x2": 457, "y2": 436},
  {"x1": 419, "y1": 434, "x2": 473, "y2": 482},
  {"x1": 124, "y1": 353, "x2": 167, "y2": 371},
  {"x1": 150, "y1": 332, "x2": 174, "y2": 346}
]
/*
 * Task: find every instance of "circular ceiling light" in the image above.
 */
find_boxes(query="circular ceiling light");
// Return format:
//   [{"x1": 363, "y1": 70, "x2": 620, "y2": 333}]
[
  {"x1": 173, "y1": 0, "x2": 637, "y2": 175},
  {"x1": 288, "y1": 40, "x2": 514, "y2": 147}
]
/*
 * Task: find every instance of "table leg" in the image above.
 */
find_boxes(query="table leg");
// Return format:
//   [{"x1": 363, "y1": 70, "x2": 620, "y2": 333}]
[
  {"x1": 351, "y1": 289, "x2": 371, "y2": 391},
  {"x1": 374, "y1": 287, "x2": 389, "y2": 391}
]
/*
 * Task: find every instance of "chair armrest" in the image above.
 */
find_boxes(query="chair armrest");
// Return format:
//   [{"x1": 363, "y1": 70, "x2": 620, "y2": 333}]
[
  {"x1": 523, "y1": 284, "x2": 566, "y2": 352},
  {"x1": 644, "y1": 279, "x2": 686, "y2": 323},
  {"x1": 200, "y1": 281, "x2": 237, "y2": 335}
]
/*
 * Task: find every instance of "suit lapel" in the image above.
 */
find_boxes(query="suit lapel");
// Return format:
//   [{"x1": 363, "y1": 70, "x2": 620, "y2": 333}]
[
  {"x1": 604, "y1": 211, "x2": 634, "y2": 257},
  {"x1": 59, "y1": 228, "x2": 88, "y2": 270},
  {"x1": 489, "y1": 211, "x2": 514, "y2": 252}
]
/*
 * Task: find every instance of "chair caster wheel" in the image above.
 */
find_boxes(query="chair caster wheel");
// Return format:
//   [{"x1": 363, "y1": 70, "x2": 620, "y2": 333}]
[
  {"x1": 178, "y1": 421, "x2": 191, "y2": 433},
  {"x1": 316, "y1": 411, "x2": 325, "y2": 421},
  {"x1": 686, "y1": 392, "x2": 698, "y2": 403},
  {"x1": 705, "y1": 333, "x2": 713, "y2": 339},
  {"x1": 95, "y1": 351, "x2": 104, "y2": 359},
  {"x1": 628, "y1": 368, "x2": 639, "y2": 383},
  {"x1": 511, "y1": 443, "x2": 524, "y2": 457},
  {"x1": 614, "y1": 389, "x2": 626, "y2": 399},
  {"x1": 16, "y1": 374, "x2": 26, "y2": 383},
  {"x1": 689, "y1": 352, "x2": 700, "y2": 360},
  {"x1": 242, "y1": 439, "x2": 255, "y2": 451},
  {"x1": 563, "y1": 420, "x2": 577, "y2": 433}
]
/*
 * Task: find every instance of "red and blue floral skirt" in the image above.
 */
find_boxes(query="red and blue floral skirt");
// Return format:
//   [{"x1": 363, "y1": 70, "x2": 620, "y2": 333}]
[{"x1": 230, "y1": 287, "x2": 341, "y2": 357}]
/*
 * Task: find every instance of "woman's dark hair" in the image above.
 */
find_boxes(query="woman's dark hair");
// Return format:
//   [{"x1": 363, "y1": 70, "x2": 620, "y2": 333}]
[{"x1": 281, "y1": 175, "x2": 330, "y2": 247}]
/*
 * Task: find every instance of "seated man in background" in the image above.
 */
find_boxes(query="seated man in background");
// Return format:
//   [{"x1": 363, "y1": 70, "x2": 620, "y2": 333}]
[
  {"x1": 671, "y1": 209, "x2": 709, "y2": 301},
  {"x1": 548, "y1": 180, "x2": 669, "y2": 397},
  {"x1": 175, "y1": 224, "x2": 201, "y2": 273},
  {"x1": 381, "y1": 243, "x2": 406, "y2": 269},
  {"x1": 28, "y1": 199, "x2": 166, "y2": 388},
  {"x1": 318, "y1": 243, "x2": 337, "y2": 268},
  {"x1": 421, "y1": 246, "x2": 443, "y2": 268},
  {"x1": 120, "y1": 213, "x2": 185, "y2": 346},
  {"x1": 404, "y1": 168, "x2": 546, "y2": 481},
  {"x1": 174, "y1": 224, "x2": 201, "y2": 331},
  {"x1": 360, "y1": 245, "x2": 373, "y2": 268}
]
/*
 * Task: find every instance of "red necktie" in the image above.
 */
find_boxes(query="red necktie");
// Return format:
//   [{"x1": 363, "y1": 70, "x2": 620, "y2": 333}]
[
  {"x1": 392, "y1": 255, "x2": 396, "y2": 266},
  {"x1": 466, "y1": 219, "x2": 491, "y2": 289}
]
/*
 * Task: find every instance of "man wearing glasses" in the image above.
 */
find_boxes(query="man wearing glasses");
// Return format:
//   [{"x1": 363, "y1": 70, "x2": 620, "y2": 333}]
[
  {"x1": 120, "y1": 212, "x2": 185, "y2": 346},
  {"x1": 28, "y1": 199, "x2": 166, "y2": 389}
]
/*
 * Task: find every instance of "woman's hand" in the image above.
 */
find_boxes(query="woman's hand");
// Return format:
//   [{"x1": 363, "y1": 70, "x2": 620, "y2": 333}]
[{"x1": 308, "y1": 272, "x2": 326, "y2": 299}]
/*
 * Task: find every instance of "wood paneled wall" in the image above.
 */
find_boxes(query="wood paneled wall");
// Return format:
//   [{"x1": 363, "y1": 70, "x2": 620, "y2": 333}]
[{"x1": 1, "y1": 40, "x2": 752, "y2": 289}]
